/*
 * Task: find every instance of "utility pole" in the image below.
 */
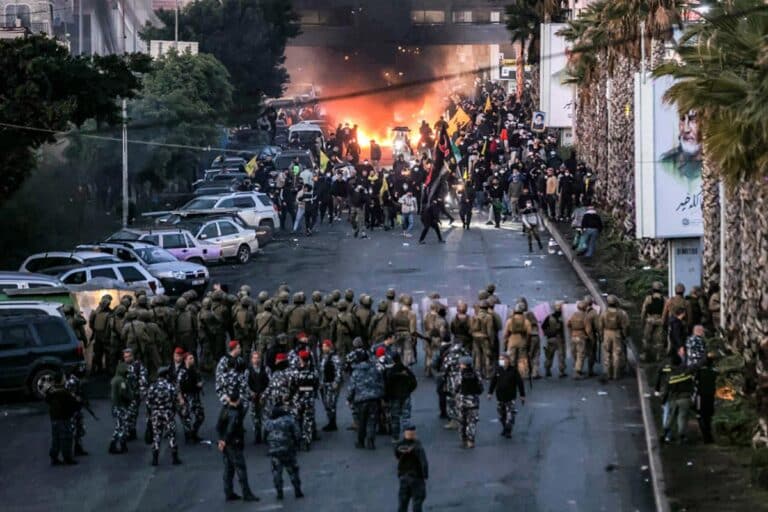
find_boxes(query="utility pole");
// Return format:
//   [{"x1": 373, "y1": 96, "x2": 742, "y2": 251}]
[
  {"x1": 121, "y1": 0, "x2": 129, "y2": 227},
  {"x1": 78, "y1": 0, "x2": 83, "y2": 55},
  {"x1": 175, "y1": 0, "x2": 179, "y2": 48}
]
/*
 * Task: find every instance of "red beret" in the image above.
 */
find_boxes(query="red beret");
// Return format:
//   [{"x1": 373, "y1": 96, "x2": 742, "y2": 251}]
[
  {"x1": 228, "y1": 340, "x2": 240, "y2": 350},
  {"x1": 375, "y1": 347, "x2": 386, "y2": 357},
  {"x1": 275, "y1": 353, "x2": 288, "y2": 364},
  {"x1": 299, "y1": 350, "x2": 310, "y2": 360},
  {"x1": 322, "y1": 339, "x2": 333, "y2": 348},
  {"x1": 174, "y1": 347, "x2": 185, "y2": 355},
  {"x1": 297, "y1": 332, "x2": 308, "y2": 340}
]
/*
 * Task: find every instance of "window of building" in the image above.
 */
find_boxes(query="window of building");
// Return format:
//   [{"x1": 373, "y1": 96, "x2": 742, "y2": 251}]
[
  {"x1": 411, "y1": 10, "x2": 445, "y2": 25},
  {"x1": 298, "y1": 8, "x2": 354, "y2": 27},
  {"x1": 452, "y1": 11, "x2": 473, "y2": 24},
  {"x1": 5, "y1": 4, "x2": 31, "y2": 28},
  {"x1": 490, "y1": 11, "x2": 502, "y2": 24}
]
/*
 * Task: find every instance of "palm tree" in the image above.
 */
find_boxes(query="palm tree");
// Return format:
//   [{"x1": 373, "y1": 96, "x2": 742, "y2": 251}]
[
  {"x1": 505, "y1": 0, "x2": 566, "y2": 102},
  {"x1": 653, "y1": 0, "x2": 768, "y2": 440}
]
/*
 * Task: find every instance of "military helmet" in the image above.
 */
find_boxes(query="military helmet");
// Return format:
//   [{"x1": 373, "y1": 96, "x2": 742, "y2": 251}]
[
  {"x1": 331, "y1": 289, "x2": 342, "y2": 302},
  {"x1": 175, "y1": 297, "x2": 188, "y2": 309},
  {"x1": 184, "y1": 289, "x2": 198, "y2": 301},
  {"x1": 211, "y1": 290, "x2": 225, "y2": 301},
  {"x1": 516, "y1": 296, "x2": 529, "y2": 308},
  {"x1": 239, "y1": 284, "x2": 252, "y2": 295},
  {"x1": 150, "y1": 296, "x2": 162, "y2": 307},
  {"x1": 478, "y1": 290, "x2": 490, "y2": 301},
  {"x1": 360, "y1": 294, "x2": 372, "y2": 307},
  {"x1": 457, "y1": 301, "x2": 468, "y2": 314},
  {"x1": 576, "y1": 301, "x2": 587, "y2": 311},
  {"x1": 114, "y1": 305, "x2": 127, "y2": 316},
  {"x1": 606, "y1": 295, "x2": 619, "y2": 306},
  {"x1": 377, "y1": 300, "x2": 389, "y2": 313},
  {"x1": 401, "y1": 294, "x2": 413, "y2": 307},
  {"x1": 121, "y1": 296, "x2": 133, "y2": 306},
  {"x1": 554, "y1": 300, "x2": 564, "y2": 311},
  {"x1": 324, "y1": 295, "x2": 335, "y2": 306},
  {"x1": 386, "y1": 288, "x2": 396, "y2": 300},
  {"x1": 276, "y1": 333, "x2": 289, "y2": 345},
  {"x1": 429, "y1": 301, "x2": 439, "y2": 312},
  {"x1": 312, "y1": 291, "x2": 322, "y2": 302},
  {"x1": 337, "y1": 299, "x2": 349, "y2": 311},
  {"x1": 488, "y1": 295, "x2": 500, "y2": 306},
  {"x1": 428, "y1": 292, "x2": 440, "y2": 300},
  {"x1": 138, "y1": 310, "x2": 153, "y2": 322},
  {"x1": 477, "y1": 300, "x2": 489, "y2": 309},
  {"x1": 352, "y1": 337, "x2": 364, "y2": 349},
  {"x1": 240, "y1": 296, "x2": 252, "y2": 307},
  {"x1": 135, "y1": 289, "x2": 147, "y2": 298},
  {"x1": 293, "y1": 291, "x2": 306, "y2": 304},
  {"x1": 344, "y1": 288, "x2": 355, "y2": 302},
  {"x1": 278, "y1": 290, "x2": 290, "y2": 303},
  {"x1": 263, "y1": 299, "x2": 274, "y2": 311},
  {"x1": 278, "y1": 284, "x2": 291, "y2": 294},
  {"x1": 583, "y1": 295, "x2": 594, "y2": 306},
  {"x1": 137, "y1": 295, "x2": 149, "y2": 307},
  {"x1": 486, "y1": 283, "x2": 496, "y2": 294},
  {"x1": 125, "y1": 309, "x2": 138, "y2": 321},
  {"x1": 201, "y1": 297, "x2": 212, "y2": 308},
  {"x1": 257, "y1": 290, "x2": 269, "y2": 302},
  {"x1": 62, "y1": 304, "x2": 75, "y2": 315},
  {"x1": 100, "y1": 294, "x2": 113, "y2": 305},
  {"x1": 652, "y1": 281, "x2": 663, "y2": 292},
  {"x1": 227, "y1": 294, "x2": 238, "y2": 305}
]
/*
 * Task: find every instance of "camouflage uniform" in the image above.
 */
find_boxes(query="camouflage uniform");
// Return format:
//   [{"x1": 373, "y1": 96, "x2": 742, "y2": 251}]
[
  {"x1": 332, "y1": 300, "x2": 358, "y2": 359},
  {"x1": 347, "y1": 358, "x2": 385, "y2": 448},
  {"x1": 109, "y1": 363, "x2": 133, "y2": 453},
  {"x1": 233, "y1": 297, "x2": 256, "y2": 354},
  {"x1": 107, "y1": 306, "x2": 127, "y2": 376},
  {"x1": 88, "y1": 298, "x2": 112, "y2": 373},
  {"x1": 641, "y1": 285, "x2": 666, "y2": 361},
  {"x1": 262, "y1": 365, "x2": 298, "y2": 419},
  {"x1": 177, "y1": 365, "x2": 205, "y2": 438},
  {"x1": 598, "y1": 296, "x2": 630, "y2": 380},
  {"x1": 470, "y1": 302, "x2": 495, "y2": 379},
  {"x1": 139, "y1": 310, "x2": 163, "y2": 379},
  {"x1": 542, "y1": 305, "x2": 566, "y2": 377},
  {"x1": 319, "y1": 296, "x2": 339, "y2": 343},
  {"x1": 254, "y1": 301, "x2": 277, "y2": 355},
  {"x1": 443, "y1": 343, "x2": 470, "y2": 424},
  {"x1": 285, "y1": 292, "x2": 310, "y2": 343},
  {"x1": 174, "y1": 299, "x2": 198, "y2": 357},
  {"x1": 215, "y1": 355, "x2": 248, "y2": 406},
  {"x1": 567, "y1": 302, "x2": 593, "y2": 378},
  {"x1": 354, "y1": 295, "x2": 374, "y2": 346},
  {"x1": 264, "y1": 411, "x2": 303, "y2": 498},
  {"x1": 368, "y1": 301, "x2": 393, "y2": 344},
  {"x1": 503, "y1": 310, "x2": 532, "y2": 378},
  {"x1": 210, "y1": 292, "x2": 230, "y2": 362},
  {"x1": 65, "y1": 373, "x2": 86, "y2": 451},
  {"x1": 456, "y1": 365, "x2": 483, "y2": 447},
  {"x1": 295, "y1": 362, "x2": 319, "y2": 449},
  {"x1": 147, "y1": 374, "x2": 179, "y2": 458},
  {"x1": 125, "y1": 359, "x2": 148, "y2": 437},
  {"x1": 393, "y1": 299, "x2": 417, "y2": 366},
  {"x1": 450, "y1": 307, "x2": 473, "y2": 350},
  {"x1": 319, "y1": 349, "x2": 343, "y2": 428}
]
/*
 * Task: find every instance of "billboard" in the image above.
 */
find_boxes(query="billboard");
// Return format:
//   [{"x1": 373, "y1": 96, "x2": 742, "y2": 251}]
[
  {"x1": 539, "y1": 23, "x2": 573, "y2": 128},
  {"x1": 635, "y1": 74, "x2": 703, "y2": 239}
]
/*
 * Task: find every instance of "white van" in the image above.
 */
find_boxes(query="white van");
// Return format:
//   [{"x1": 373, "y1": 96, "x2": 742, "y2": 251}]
[{"x1": 287, "y1": 122, "x2": 325, "y2": 155}]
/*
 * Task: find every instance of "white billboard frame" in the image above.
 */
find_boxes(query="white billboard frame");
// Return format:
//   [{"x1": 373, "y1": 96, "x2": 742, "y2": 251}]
[{"x1": 539, "y1": 23, "x2": 574, "y2": 129}]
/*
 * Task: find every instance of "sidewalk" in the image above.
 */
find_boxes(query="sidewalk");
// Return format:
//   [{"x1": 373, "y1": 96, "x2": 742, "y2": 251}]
[{"x1": 545, "y1": 214, "x2": 768, "y2": 512}]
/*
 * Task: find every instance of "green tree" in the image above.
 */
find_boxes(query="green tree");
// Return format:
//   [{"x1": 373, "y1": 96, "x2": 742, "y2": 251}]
[
  {"x1": 0, "y1": 35, "x2": 150, "y2": 204},
  {"x1": 141, "y1": 0, "x2": 300, "y2": 120}
]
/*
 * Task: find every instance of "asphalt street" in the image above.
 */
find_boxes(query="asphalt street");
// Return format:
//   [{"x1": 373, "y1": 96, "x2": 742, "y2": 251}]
[{"x1": 0, "y1": 215, "x2": 654, "y2": 512}]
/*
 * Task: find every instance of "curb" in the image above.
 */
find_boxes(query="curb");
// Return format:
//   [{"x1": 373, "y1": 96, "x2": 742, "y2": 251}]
[{"x1": 543, "y1": 217, "x2": 670, "y2": 512}]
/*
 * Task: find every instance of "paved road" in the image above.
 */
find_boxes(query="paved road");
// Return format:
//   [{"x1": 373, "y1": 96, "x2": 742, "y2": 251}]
[{"x1": 0, "y1": 217, "x2": 654, "y2": 511}]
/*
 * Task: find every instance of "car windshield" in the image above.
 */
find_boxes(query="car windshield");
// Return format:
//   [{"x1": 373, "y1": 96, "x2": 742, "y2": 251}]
[
  {"x1": 183, "y1": 198, "x2": 218, "y2": 210},
  {"x1": 106, "y1": 230, "x2": 140, "y2": 241},
  {"x1": 134, "y1": 247, "x2": 177, "y2": 264}
]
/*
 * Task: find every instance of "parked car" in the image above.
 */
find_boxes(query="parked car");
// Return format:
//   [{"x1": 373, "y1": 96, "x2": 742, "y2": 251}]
[
  {"x1": 210, "y1": 156, "x2": 247, "y2": 171},
  {"x1": 174, "y1": 216, "x2": 260, "y2": 264},
  {"x1": 0, "y1": 271, "x2": 63, "y2": 290},
  {"x1": 105, "y1": 228, "x2": 223, "y2": 265},
  {"x1": 166, "y1": 191, "x2": 278, "y2": 229},
  {"x1": 74, "y1": 241, "x2": 209, "y2": 296},
  {"x1": 19, "y1": 251, "x2": 121, "y2": 274},
  {"x1": 0, "y1": 301, "x2": 64, "y2": 318},
  {"x1": 274, "y1": 149, "x2": 316, "y2": 173},
  {"x1": 41, "y1": 261, "x2": 166, "y2": 296},
  {"x1": 0, "y1": 315, "x2": 85, "y2": 398}
]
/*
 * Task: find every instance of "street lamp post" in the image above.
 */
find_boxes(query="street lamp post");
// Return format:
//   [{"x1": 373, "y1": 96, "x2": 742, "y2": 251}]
[{"x1": 175, "y1": 0, "x2": 179, "y2": 48}]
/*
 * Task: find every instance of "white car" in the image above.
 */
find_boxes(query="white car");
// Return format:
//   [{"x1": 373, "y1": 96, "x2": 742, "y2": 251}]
[
  {"x1": 41, "y1": 261, "x2": 165, "y2": 296},
  {"x1": 0, "y1": 271, "x2": 63, "y2": 290},
  {"x1": 171, "y1": 192, "x2": 279, "y2": 229},
  {"x1": 177, "y1": 216, "x2": 260, "y2": 264},
  {"x1": 0, "y1": 301, "x2": 64, "y2": 318},
  {"x1": 19, "y1": 251, "x2": 121, "y2": 274}
]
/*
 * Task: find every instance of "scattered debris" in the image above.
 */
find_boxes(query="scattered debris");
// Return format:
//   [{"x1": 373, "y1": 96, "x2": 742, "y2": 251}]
[
  {"x1": 524, "y1": 260, "x2": 533, "y2": 267},
  {"x1": 641, "y1": 465, "x2": 649, "y2": 471},
  {"x1": 557, "y1": 250, "x2": 564, "y2": 255},
  {"x1": 581, "y1": 397, "x2": 587, "y2": 402},
  {"x1": 597, "y1": 391, "x2": 608, "y2": 396},
  {"x1": 403, "y1": 243, "x2": 410, "y2": 247},
  {"x1": 686, "y1": 461, "x2": 694, "y2": 466}
]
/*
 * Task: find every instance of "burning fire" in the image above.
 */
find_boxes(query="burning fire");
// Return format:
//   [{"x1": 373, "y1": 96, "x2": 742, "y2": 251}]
[{"x1": 716, "y1": 386, "x2": 735, "y2": 401}]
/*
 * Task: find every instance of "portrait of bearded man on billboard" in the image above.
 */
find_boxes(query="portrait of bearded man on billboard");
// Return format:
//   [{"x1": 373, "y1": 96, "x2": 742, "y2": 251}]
[{"x1": 660, "y1": 109, "x2": 702, "y2": 181}]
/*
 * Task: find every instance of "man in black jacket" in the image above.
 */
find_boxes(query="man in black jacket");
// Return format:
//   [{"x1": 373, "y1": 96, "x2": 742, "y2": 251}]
[
  {"x1": 386, "y1": 353, "x2": 418, "y2": 442},
  {"x1": 45, "y1": 371, "x2": 82, "y2": 465},
  {"x1": 217, "y1": 389, "x2": 259, "y2": 502},
  {"x1": 487, "y1": 354, "x2": 526, "y2": 438},
  {"x1": 246, "y1": 351, "x2": 269, "y2": 444},
  {"x1": 394, "y1": 425, "x2": 429, "y2": 512}
]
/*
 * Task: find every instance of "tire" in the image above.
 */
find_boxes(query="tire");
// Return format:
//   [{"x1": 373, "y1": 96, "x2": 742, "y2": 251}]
[
  {"x1": 30, "y1": 367, "x2": 58, "y2": 399},
  {"x1": 188, "y1": 257, "x2": 204, "y2": 266},
  {"x1": 259, "y1": 219, "x2": 275, "y2": 229},
  {"x1": 237, "y1": 244, "x2": 251, "y2": 264}
]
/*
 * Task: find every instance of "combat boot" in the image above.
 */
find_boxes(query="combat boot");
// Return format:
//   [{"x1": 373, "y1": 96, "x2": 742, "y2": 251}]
[
  {"x1": 184, "y1": 432, "x2": 192, "y2": 444},
  {"x1": 171, "y1": 447, "x2": 182, "y2": 465},
  {"x1": 127, "y1": 428, "x2": 137, "y2": 441},
  {"x1": 443, "y1": 420, "x2": 458, "y2": 430},
  {"x1": 295, "y1": 486, "x2": 304, "y2": 498},
  {"x1": 119, "y1": 439, "x2": 128, "y2": 453},
  {"x1": 151, "y1": 449, "x2": 159, "y2": 466},
  {"x1": 242, "y1": 492, "x2": 259, "y2": 502},
  {"x1": 365, "y1": 439, "x2": 375, "y2": 450},
  {"x1": 191, "y1": 430, "x2": 203, "y2": 443},
  {"x1": 322, "y1": 418, "x2": 337, "y2": 432},
  {"x1": 545, "y1": 368, "x2": 552, "y2": 377},
  {"x1": 74, "y1": 442, "x2": 89, "y2": 456},
  {"x1": 254, "y1": 430, "x2": 263, "y2": 444},
  {"x1": 276, "y1": 489, "x2": 284, "y2": 500},
  {"x1": 467, "y1": 441, "x2": 475, "y2": 449},
  {"x1": 108, "y1": 441, "x2": 119, "y2": 454}
]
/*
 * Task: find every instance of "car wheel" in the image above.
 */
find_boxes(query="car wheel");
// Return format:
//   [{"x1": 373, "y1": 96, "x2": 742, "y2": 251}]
[
  {"x1": 189, "y1": 257, "x2": 204, "y2": 265},
  {"x1": 259, "y1": 219, "x2": 275, "y2": 229},
  {"x1": 31, "y1": 367, "x2": 58, "y2": 399},
  {"x1": 237, "y1": 244, "x2": 251, "y2": 264}
]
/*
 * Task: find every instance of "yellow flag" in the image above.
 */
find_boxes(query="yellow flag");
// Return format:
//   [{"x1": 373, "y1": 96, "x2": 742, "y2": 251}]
[
  {"x1": 447, "y1": 107, "x2": 471, "y2": 137},
  {"x1": 245, "y1": 155, "x2": 257, "y2": 177},
  {"x1": 319, "y1": 150, "x2": 329, "y2": 171},
  {"x1": 379, "y1": 174, "x2": 389, "y2": 201},
  {"x1": 484, "y1": 95, "x2": 492, "y2": 113}
]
